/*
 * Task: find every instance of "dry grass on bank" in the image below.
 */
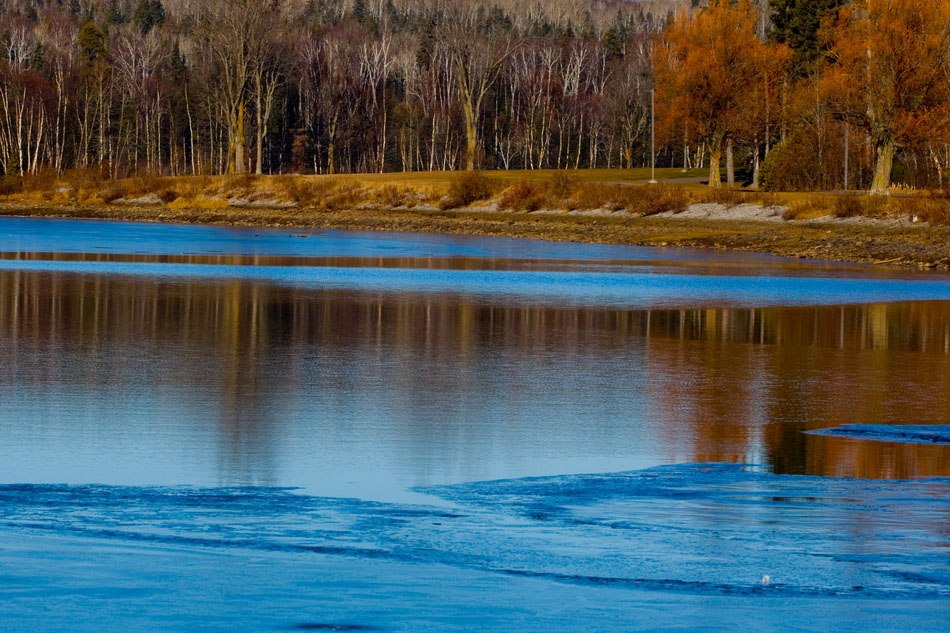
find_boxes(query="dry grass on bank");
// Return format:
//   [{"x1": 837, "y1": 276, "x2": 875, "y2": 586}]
[
  {"x1": 776, "y1": 190, "x2": 950, "y2": 225},
  {"x1": 0, "y1": 167, "x2": 947, "y2": 226}
]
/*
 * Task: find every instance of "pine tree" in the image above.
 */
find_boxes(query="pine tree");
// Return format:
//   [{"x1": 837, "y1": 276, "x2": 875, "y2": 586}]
[
  {"x1": 353, "y1": 0, "x2": 367, "y2": 24},
  {"x1": 105, "y1": 0, "x2": 127, "y2": 26},
  {"x1": 133, "y1": 0, "x2": 166, "y2": 35},
  {"x1": 78, "y1": 21, "x2": 107, "y2": 64},
  {"x1": 769, "y1": 0, "x2": 847, "y2": 77},
  {"x1": 170, "y1": 39, "x2": 187, "y2": 77}
]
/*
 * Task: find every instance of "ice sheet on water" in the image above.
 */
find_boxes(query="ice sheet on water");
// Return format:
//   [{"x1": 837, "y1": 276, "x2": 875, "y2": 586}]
[
  {"x1": 0, "y1": 464, "x2": 946, "y2": 599},
  {"x1": 805, "y1": 424, "x2": 950, "y2": 445}
]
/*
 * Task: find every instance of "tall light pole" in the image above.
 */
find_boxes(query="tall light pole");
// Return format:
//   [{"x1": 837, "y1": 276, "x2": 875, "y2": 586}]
[
  {"x1": 649, "y1": 88, "x2": 657, "y2": 184},
  {"x1": 843, "y1": 123, "x2": 849, "y2": 191}
]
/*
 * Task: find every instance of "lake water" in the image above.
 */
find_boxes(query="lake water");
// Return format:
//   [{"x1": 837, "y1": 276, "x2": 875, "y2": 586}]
[{"x1": 0, "y1": 217, "x2": 947, "y2": 631}]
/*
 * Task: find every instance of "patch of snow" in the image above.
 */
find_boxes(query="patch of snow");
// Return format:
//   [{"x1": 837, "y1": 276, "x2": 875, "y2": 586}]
[
  {"x1": 227, "y1": 198, "x2": 297, "y2": 209},
  {"x1": 657, "y1": 203, "x2": 784, "y2": 222},
  {"x1": 113, "y1": 194, "x2": 164, "y2": 206}
]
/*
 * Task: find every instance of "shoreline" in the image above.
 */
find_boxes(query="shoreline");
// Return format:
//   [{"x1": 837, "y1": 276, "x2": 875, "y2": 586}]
[{"x1": 2, "y1": 202, "x2": 949, "y2": 270}]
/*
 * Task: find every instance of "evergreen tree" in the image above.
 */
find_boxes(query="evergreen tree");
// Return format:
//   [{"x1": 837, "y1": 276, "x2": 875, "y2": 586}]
[
  {"x1": 602, "y1": 26, "x2": 624, "y2": 59},
  {"x1": 133, "y1": 0, "x2": 166, "y2": 35},
  {"x1": 170, "y1": 39, "x2": 187, "y2": 77},
  {"x1": 4, "y1": 151, "x2": 20, "y2": 178},
  {"x1": 105, "y1": 0, "x2": 128, "y2": 26},
  {"x1": 353, "y1": 0, "x2": 367, "y2": 24},
  {"x1": 78, "y1": 20, "x2": 107, "y2": 64},
  {"x1": 769, "y1": 0, "x2": 848, "y2": 77},
  {"x1": 384, "y1": 0, "x2": 399, "y2": 26}
]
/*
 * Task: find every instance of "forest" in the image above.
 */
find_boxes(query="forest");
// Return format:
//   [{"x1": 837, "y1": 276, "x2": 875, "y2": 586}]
[{"x1": 0, "y1": 0, "x2": 947, "y2": 192}]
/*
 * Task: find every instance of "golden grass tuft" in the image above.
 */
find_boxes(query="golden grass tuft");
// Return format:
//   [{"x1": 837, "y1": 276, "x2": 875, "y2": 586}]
[
  {"x1": 499, "y1": 180, "x2": 550, "y2": 211},
  {"x1": 629, "y1": 184, "x2": 690, "y2": 215},
  {"x1": 372, "y1": 183, "x2": 420, "y2": 208},
  {"x1": 167, "y1": 195, "x2": 230, "y2": 211},
  {"x1": 781, "y1": 196, "x2": 832, "y2": 221},
  {"x1": 566, "y1": 182, "x2": 688, "y2": 215},
  {"x1": 886, "y1": 193, "x2": 950, "y2": 226},
  {"x1": 746, "y1": 191, "x2": 782, "y2": 208},
  {"x1": 279, "y1": 176, "x2": 339, "y2": 206},
  {"x1": 549, "y1": 171, "x2": 578, "y2": 199},
  {"x1": 690, "y1": 187, "x2": 746, "y2": 207},
  {"x1": 441, "y1": 171, "x2": 497, "y2": 209},
  {"x1": 570, "y1": 183, "x2": 627, "y2": 211},
  {"x1": 0, "y1": 176, "x2": 22, "y2": 196}
]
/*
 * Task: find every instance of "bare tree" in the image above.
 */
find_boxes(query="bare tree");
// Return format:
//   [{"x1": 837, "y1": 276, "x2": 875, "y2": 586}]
[
  {"x1": 440, "y1": 9, "x2": 519, "y2": 170},
  {"x1": 199, "y1": 0, "x2": 270, "y2": 174}
]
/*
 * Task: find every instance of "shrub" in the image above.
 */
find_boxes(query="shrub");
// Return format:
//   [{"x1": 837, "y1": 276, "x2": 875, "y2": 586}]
[
  {"x1": 761, "y1": 125, "x2": 868, "y2": 192},
  {"x1": 128, "y1": 173, "x2": 168, "y2": 195},
  {"x1": 627, "y1": 184, "x2": 690, "y2": 215},
  {"x1": 0, "y1": 176, "x2": 22, "y2": 195},
  {"x1": 281, "y1": 177, "x2": 337, "y2": 205},
  {"x1": 101, "y1": 180, "x2": 131, "y2": 203},
  {"x1": 374, "y1": 184, "x2": 416, "y2": 208},
  {"x1": 864, "y1": 195, "x2": 887, "y2": 216},
  {"x1": 441, "y1": 171, "x2": 495, "y2": 209},
  {"x1": 499, "y1": 180, "x2": 549, "y2": 211},
  {"x1": 571, "y1": 182, "x2": 626, "y2": 211},
  {"x1": 157, "y1": 188, "x2": 179, "y2": 203},
  {"x1": 182, "y1": 175, "x2": 216, "y2": 197},
  {"x1": 692, "y1": 186, "x2": 745, "y2": 207},
  {"x1": 888, "y1": 194, "x2": 950, "y2": 226},
  {"x1": 549, "y1": 171, "x2": 578, "y2": 199},
  {"x1": 320, "y1": 180, "x2": 364, "y2": 210},
  {"x1": 833, "y1": 193, "x2": 863, "y2": 218},
  {"x1": 748, "y1": 191, "x2": 780, "y2": 208},
  {"x1": 920, "y1": 201, "x2": 950, "y2": 226},
  {"x1": 833, "y1": 193, "x2": 888, "y2": 219},
  {"x1": 224, "y1": 172, "x2": 256, "y2": 192},
  {"x1": 61, "y1": 167, "x2": 108, "y2": 191},
  {"x1": 781, "y1": 196, "x2": 832, "y2": 221},
  {"x1": 21, "y1": 168, "x2": 58, "y2": 193}
]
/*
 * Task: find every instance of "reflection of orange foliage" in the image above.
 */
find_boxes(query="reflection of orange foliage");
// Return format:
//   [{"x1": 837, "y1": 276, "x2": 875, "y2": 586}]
[
  {"x1": 805, "y1": 435, "x2": 948, "y2": 480},
  {"x1": 641, "y1": 305, "x2": 950, "y2": 478}
]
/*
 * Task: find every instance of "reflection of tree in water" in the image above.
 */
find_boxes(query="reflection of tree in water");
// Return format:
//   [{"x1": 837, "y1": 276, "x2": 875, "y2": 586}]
[
  {"x1": 0, "y1": 267, "x2": 947, "y2": 482},
  {"x1": 637, "y1": 305, "x2": 949, "y2": 478},
  {"x1": 212, "y1": 281, "x2": 282, "y2": 487}
]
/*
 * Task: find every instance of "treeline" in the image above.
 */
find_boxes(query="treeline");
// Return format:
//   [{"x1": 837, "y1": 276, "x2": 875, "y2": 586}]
[{"x1": 0, "y1": 0, "x2": 947, "y2": 193}]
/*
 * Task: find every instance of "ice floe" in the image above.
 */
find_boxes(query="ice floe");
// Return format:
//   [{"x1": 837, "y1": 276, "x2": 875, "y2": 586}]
[{"x1": 806, "y1": 424, "x2": 950, "y2": 445}]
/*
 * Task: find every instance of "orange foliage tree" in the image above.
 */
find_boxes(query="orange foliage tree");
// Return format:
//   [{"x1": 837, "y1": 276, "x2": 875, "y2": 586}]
[
  {"x1": 818, "y1": 0, "x2": 950, "y2": 193},
  {"x1": 654, "y1": 0, "x2": 785, "y2": 188}
]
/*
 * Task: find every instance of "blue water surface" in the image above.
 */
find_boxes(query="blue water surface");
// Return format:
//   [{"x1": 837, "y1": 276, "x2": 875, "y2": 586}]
[{"x1": 0, "y1": 216, "x2": 948, "y2": 632}]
